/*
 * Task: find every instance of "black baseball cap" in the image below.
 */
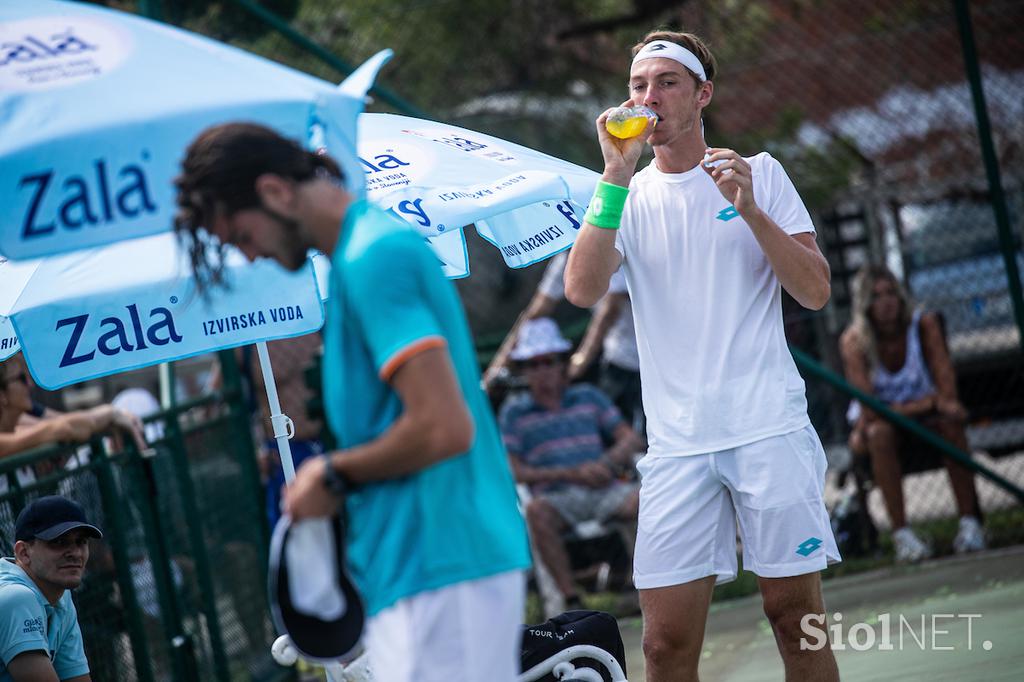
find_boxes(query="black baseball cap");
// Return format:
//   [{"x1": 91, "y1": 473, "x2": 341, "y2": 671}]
[{"x1": 15, "y1": 496, "x2": 103, "y2": 542}]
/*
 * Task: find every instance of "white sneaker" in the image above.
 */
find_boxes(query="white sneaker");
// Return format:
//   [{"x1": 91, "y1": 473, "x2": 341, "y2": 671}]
[
  {"x1": 953, "y1": 516, "x2": 986, "y2": 554},
  {"x1": 893, "y1": 527, "x2": 932, "y2": 563}
]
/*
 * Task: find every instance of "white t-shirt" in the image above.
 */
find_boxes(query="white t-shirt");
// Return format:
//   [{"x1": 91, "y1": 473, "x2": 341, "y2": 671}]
[
  {"x1": 615, "y1": 152, "x2": 813, "y2": 456},
  {"x1": 602, "y1": 269, "x2": 640, "y2": 371},
  {"x1": 538, "y1": 253, "x2": 640, "y2": 371}
]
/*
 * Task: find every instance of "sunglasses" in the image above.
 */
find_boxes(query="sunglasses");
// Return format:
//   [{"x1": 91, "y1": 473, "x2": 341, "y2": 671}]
[{"x1": 522, "y1": 355, "x2": 563, "y2": 371}]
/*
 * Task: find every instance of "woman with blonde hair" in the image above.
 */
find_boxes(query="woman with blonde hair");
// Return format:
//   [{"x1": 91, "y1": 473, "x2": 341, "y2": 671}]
[{"x1": 839, "y1": 264, "x2": 984, "y2": 562}]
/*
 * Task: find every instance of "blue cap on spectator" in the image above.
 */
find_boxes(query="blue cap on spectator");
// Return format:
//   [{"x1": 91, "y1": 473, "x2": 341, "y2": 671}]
[{"x1": 15, "y1": 496, "x2": 103, "y2": 542}]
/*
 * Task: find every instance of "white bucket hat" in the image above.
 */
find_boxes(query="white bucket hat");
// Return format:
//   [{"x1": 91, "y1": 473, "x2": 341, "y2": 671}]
[{"x1": 509, "y1": 317, "x2": 572, "y2": 361}]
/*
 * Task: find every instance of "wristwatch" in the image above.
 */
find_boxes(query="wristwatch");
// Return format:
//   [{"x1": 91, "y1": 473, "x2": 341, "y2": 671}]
[{"x1": 321, "y1": 454, "x2": 356, "y2": 497}]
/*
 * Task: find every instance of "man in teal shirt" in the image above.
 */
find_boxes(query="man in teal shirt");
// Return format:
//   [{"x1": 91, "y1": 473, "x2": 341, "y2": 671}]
[
  {"x1": 1, "y1": 496, "x2": 100, "y2": 682},
  {"x1": 175, "y1": 123, "x2": 531, "y2": 681}
]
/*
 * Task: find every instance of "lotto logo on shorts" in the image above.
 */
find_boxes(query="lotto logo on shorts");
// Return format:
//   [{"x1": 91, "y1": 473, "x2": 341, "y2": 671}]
[
  {"x1": 716, "y1": 206, "x2": 740, "y2": 222},
  {"x1": 796, "y1": 537, "x2": 823, "y2": 557}
]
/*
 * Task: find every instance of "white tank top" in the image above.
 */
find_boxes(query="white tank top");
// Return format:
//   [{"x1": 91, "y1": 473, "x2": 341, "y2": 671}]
[{"x1": 872, "y1": 309, "x2": 936, "y2": 403}]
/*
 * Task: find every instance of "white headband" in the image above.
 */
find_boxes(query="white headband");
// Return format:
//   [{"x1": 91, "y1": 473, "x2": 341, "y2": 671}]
[{"x1": 631, "y1": 40, "x2": 707, "y2": 82}]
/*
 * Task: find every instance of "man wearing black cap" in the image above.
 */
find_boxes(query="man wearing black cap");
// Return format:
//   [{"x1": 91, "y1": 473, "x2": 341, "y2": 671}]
[{"x1": 0, "y1": 495, "x2": 102, "y2": 682}]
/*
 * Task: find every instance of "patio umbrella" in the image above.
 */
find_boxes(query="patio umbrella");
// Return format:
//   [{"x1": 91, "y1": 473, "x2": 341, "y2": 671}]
[
  {"x1": 0, "y1": 235, "x2": 329, "y2": 479},
  {"x1": 1, "y1": 0, "x2": 598, "y2": 274},
  {"x1": 0, "y1": 318, "x2": 16, "y2": 362},
  {"x1": 1, "y1": 0, "x2": 599, "y2": 481},
  {"x1": 356, "y1": 113, "x2": 598, "y2": 278},
  {"x1": 0, "y1": 0, "x2": 377, "y2": 260},
  {"x1": 0, "y1": 258, "x2": 36, "y2": 361},
  {"x1": 0, "y1": 0, "x2": 392, "y2": 482},
  {"x1": 2, "y1": 234, "x2": 326, "y2": 391}
]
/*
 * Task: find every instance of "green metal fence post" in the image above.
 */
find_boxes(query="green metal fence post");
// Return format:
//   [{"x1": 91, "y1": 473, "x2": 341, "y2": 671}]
[
  {"x1": 4, "y1": 470, "x2": 25, "y2": 520},
  {"x1": 217, "y1": 348, "x2": 270, "y2": 570},
  {"x1": 91, "y1": 440, "x2": 157, "y2": 682},
  {"x1": 791, "y1": 346, "x2": 1024, "y2": 502},
  {"x1": 136, "y1": 0, "x2": 164, "y2": 22},
  {"x1": 125, "y1": 444, "x2": 202, "y2": 681},
  {"x1": 953, "y1": 0, "x2": 1024, "y2": 355},
  {"x1": 165, "y1": 411, "x2": 233, "y2": 682},
  {"x1": 159, "y1": 362, "x2": 178, "y2": 410}
]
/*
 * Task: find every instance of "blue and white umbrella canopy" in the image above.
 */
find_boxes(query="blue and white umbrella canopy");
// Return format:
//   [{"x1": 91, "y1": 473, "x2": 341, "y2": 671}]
[
  {"x1": 0, "y1": 0, "x2": 600, "y2": 395},
  {"x1": 1, "y1": 234, "x2": 326, "y2": 390},
  {"x1": 0, "y1": 0, "x2": 374, "y2": 260},
  {"x1": 0, "y1": 258, "x2": 37, "y2": 361},
  {"x1": 0, "y1": 318, "x2": 17, "y2": 362},
  {"x1": 357, "y1": 114, "x2": 598, "y2": 278},
  {"x1": 1, "y1": 0, "x2": 597, "y2": 274}
]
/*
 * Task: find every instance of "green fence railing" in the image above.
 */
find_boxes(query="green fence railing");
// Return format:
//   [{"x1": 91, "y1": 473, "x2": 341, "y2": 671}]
[{"x1": 0, "y1": 385, "x2": 286, "y2": 682}]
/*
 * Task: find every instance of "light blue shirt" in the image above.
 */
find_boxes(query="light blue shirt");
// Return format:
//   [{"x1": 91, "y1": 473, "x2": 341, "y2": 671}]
[
  {"x1": 322, "y1": 200, "x2": 531, "y2": 616},
  {"x1": 0, "y1": 558, "x2": 90, "y2": 681}
]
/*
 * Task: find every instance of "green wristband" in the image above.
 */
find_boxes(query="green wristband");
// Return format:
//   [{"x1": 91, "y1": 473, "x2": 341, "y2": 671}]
[{"x1": 583, "y1": 181, "x2": 630, "y2": 229}]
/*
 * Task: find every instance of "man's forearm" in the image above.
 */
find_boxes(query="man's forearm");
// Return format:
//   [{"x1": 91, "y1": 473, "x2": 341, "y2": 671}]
[
  {"x1": 484, "y1": 309, "x2": 530, "y2": 385},
  {"x1": 330, "y1": 407, "x2": 473, "y2": 484},
  {"x1": 743, "y1": 209, "x2": 830, "y2": 310},
  {"x1": 515, "y1": 463, "x2": 577, "y2": 486},
  {"x1": 607, "y1": 430, "x2": 642, "y2": 466},
  {"x1": 484, "y1": 293, "x2": 560, "y2": 386},
  {"x1": 0, "y1": 422, "x2": 61, "y2": 458},
  {"x1": 572, "y1": 294, "x2": 626, "y2": 373}
]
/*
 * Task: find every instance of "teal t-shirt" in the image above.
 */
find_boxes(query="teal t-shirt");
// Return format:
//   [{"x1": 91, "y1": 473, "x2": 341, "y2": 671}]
[
  {"x1": 0, "y1": 558, "x2": 90, "y2": 681},
  {"x1": 322, "y1": 200, "x2": 531, "y2": 616}
]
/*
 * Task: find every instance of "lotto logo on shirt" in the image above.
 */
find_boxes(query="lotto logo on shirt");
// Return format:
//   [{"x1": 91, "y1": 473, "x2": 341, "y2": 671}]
[
  {"x1": 716, "y1": 205, "x2": 740, "y2": 222},
  {"x1": 22, "y1": 617, "x2": 44, "y2": 634}
]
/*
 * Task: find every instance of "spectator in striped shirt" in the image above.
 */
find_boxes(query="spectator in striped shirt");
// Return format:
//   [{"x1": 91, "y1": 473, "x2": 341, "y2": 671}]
[{"x1": 498, "y1": 318, "x2": 643, "y2": 608}]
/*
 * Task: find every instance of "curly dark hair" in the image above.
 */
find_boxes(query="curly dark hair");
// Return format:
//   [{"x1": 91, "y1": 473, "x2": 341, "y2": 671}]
[{"x1": 173, "y1": 122, "x2": 343, "y2": 294}]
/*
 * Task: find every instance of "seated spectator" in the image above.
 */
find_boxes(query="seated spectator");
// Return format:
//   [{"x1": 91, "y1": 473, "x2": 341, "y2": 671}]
[
  {"x1": 0, "y1": 495, "x2": 103, "y2": 681},
  {"x1": 498, "y1": 318, "x2": 642, "y2": 608},
  {"x1": 484, "y1": 253, "x2": 644, "y2": 435},
  {"x1": 839, "y1": 265, "x2": 984, "y2": 562},
  {"x1": 0, "y1": 354, "x2": 146, "y2": 461}
]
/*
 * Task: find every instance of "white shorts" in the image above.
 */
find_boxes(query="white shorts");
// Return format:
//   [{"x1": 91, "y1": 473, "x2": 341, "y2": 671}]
[
  {"x1": 364, "y1": 570, "x2": 526, "y2": 682},
  {"x1": 633, "y1": 424, "x2": 841, "y2": 589}
]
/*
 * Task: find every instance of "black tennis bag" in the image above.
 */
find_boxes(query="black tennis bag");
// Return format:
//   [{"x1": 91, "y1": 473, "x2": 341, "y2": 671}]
[{"x1": 520, "y1": 610, "x2": 627, "y2": 681}]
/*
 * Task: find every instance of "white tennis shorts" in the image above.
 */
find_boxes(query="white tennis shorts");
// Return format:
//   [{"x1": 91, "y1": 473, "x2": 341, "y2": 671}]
[
  {"x1": 364, "y1": 570, "x2": 526, "y2": 682},
  {"x1": 633, "y1": 424, "x2": 841, "y2": 589}
]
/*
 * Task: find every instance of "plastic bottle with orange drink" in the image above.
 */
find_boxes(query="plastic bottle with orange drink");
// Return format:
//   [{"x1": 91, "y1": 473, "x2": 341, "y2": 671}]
[{"x1": 605, "y1": 105, "x2": 657, "y2": 139}]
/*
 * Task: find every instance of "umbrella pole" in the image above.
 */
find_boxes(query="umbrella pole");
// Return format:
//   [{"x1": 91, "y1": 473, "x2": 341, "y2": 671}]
[
  {"x1": 255, "y1": 341, "x2": 297, "y2": 484},
  {"x1": 158, "y1": 362, "x2": 176, "y2": 409}
]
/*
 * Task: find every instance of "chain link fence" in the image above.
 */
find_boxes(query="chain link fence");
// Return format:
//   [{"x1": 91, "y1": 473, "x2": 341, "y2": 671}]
[
  {"x1": 0, "y1": 392, "x2": 286, "y2": 682},
  {"x1": 86, "y1": 0, "x2": 1023, "y2": 601},
  {"x1": 696, "y1": 0, "x2": 1024, "y2": 554}
]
